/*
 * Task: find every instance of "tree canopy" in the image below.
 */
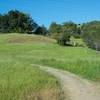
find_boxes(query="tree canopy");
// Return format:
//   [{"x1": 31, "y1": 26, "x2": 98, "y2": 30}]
[
  {"x1": 48, "y1": 21, "x2": 80, "y2": 46},
  {"x1": 0, "y1": 10, "x2": 38, "y2": 33},
  {"x1": 82, "y1": 21, "x2": 100, "y2": 50}
]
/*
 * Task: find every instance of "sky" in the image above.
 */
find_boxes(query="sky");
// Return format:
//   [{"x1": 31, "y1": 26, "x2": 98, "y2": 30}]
[{"x1": 0, "y1": 0, "x2": 100, "y2": 28}]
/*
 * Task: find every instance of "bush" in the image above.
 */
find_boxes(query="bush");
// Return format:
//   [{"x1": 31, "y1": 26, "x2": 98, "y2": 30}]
[
  {"x1": 57, "y1": 31, "x2": 71, "y2": 46},
  {"x1": 82, "y1": 21, "x2": 100, "y2": 50}
]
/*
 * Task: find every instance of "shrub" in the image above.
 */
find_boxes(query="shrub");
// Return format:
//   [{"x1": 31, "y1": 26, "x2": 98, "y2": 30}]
[
  {"x1": 57, "y1": 30, "x2": 71, "y2": 46},
  {"x1": 82, "y1": 21, "x2": 100, "y2": 50}
]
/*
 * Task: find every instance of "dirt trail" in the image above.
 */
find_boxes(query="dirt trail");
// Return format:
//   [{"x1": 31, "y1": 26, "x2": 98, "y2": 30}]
[{"x1": 33, "y1": 64, "x2": 100, "y2": 100}]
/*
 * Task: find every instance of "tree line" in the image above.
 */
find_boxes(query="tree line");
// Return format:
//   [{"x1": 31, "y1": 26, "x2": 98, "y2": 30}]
[
  {"x1": 0, "y1": 10, "x2": 100, "y2": 51},
  {"x1": 49, "y1": 21, "x2": 100, "y2": 51},
  {"x1": 0, "y1": 10, "x2": 48, "y2": 35},
  {"x1": 48, "y1": 21, "x2": 81, "y2": 46}
]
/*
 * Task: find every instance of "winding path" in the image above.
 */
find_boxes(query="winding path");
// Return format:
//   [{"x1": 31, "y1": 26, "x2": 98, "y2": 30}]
[{"x1": 33, "y1": 64, "x2": 100, "y2": 100}]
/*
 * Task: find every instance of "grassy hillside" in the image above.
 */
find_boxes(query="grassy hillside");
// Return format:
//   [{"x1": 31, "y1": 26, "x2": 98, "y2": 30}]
[
  {"x1": 0, "y1": 34, "x2": 62, "y2": 100},
  {"x1": 0, "y1": 33, "x2": 100, "y2": 99}
]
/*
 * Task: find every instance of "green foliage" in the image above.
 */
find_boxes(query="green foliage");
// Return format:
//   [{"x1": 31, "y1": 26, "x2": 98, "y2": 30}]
[
  {"x1": 82, "y1": 21, "x2": 100, "y2": 50},
  {"x1": 48, "y1": 22, "x2": 62, "y2": 38},
  {"x1": 40, "y1": 25, "x2": 48, "y2": 35},
  {"x1": 0, "y1": 10, "x2": 38, "y2": 33},
  {"x1": 57, "y1": 29, "x2": 71, "y2": 46},
  {"x1": 63, "y1": 21, "x2": 77, "y2": 33},
  {"x1": 33, "y1": 25, "x2": 48, "y2": 35},
  {"x1": 63, "y1": 22, "x2": 81, "y2": 38},
  {"x1": 49, "y1": 21, "x2": 81, "y2": 46}
]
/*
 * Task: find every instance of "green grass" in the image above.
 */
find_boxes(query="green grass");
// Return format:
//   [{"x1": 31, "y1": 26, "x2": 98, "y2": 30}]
[
  {"x1": 0, "y1": 33, "x2": 100, "y2": 82},
  {"x1": 0, "y1": 33, "x2": 100, "y2": 99},
  {"x1": 0, "y1": 34, "x2": 61, "y2": 100}
]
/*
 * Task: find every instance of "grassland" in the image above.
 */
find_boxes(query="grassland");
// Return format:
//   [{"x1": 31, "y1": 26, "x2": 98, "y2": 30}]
[
  {"x1": 0, "y1": 34, "x2": 62, "y2": 100},
  {"x1": 0, "y1": 33, "x2": 100, "y2": 99}
]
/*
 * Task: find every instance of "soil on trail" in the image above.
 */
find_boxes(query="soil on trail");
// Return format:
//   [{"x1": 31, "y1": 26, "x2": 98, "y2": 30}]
[{"x1": 34, "y1": 64, "x2": 100, "y2": 100}]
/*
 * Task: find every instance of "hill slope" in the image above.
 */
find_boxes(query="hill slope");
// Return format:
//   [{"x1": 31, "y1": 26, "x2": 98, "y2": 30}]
[
  {"x1": 0, "y1": 33, "x2": 100, "y2": 82},
  {"x1": 0, "y1": 34, "x2": 61, "y2": 100},
  {"x1": 0, "y1": 33, "x2": 100, "y2": 100}
]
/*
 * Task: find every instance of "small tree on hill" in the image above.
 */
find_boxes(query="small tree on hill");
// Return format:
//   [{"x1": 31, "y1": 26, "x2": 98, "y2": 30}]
[{"x1": 57, "y1": 30, "x2": 71, "y2": 46}]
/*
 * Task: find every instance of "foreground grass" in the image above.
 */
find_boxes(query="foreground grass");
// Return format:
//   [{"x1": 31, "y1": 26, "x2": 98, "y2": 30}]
[
  {"x1": 0, "y1": 34, "x2": 62, "y2": 100},
  {"x1": 0, "y1": 62, "x2": 61, "y2": 100}
]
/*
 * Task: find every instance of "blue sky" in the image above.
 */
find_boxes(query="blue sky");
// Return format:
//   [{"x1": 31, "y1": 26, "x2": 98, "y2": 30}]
[{"x1": 0, "y1": 0, "x2": 100, "y2": 27}]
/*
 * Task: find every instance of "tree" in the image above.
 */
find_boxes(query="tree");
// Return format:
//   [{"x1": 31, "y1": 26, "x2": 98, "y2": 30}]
[
  {"x1": 40, "y1": 25, "x2": 48, "y2": 35},
  {"x1": 48, "y1": 22, "x2": 75, "y2": 46},
  {"x1": 57, "y1": 21, "x2": 77, "y2": 46},
  {"x1": 0, "y1": 14, "x2": 9, "y2": 33},
  {"x1": 82, "y1": 21, "x2": 100, "y2": 50},
  {"x1": 48, "y1": 22, "x2": 62, "y2": 39},
  {"x1": 0, "y1": 10, "x2": 38, "y2": 33},
  {"x1": 32, "y1": 25, "x2": 48, "y2": 35},
  {"x1": 63, "y1": 21, "x2": 77, "y2": 35},
  {"x1": 57, "y1": 30, "x2": 71, "y2": 46}
]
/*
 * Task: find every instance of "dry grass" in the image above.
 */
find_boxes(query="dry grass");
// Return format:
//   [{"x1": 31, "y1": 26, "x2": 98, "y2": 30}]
[
  {"x1": 22, "y1": 88, "x2": 63, "y2": 100},
  {"x1": 6, "y1": 33, "x2": 56, "y2": 44}
]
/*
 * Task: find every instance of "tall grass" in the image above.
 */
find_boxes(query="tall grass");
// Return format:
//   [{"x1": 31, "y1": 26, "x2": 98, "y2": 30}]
[
  {"x1": 0, "y1": 34, "x2": 62, "y2": 100},
  {"x1": 0, "y1": 33, "x2": 100, "y2": 99},
  {"x1": 32, "y1": 46, "x2": 100, "y2": 82}
]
